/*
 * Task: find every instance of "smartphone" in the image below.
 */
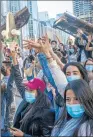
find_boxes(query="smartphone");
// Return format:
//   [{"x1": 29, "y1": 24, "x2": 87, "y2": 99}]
[{"x1": 9, "y1": 127, "x2": 16, "y2": 131}]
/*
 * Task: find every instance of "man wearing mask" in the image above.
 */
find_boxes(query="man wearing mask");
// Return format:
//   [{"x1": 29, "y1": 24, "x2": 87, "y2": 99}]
[
  {"x1": 1, "y1": 61, "x2": 15, "y2": 136},
  {"x1": 51, "y1": 40, "x2": 59, "y2": 51},
  {"x1": 84, "y1": 58, "x2": 93, "y2": 92}
]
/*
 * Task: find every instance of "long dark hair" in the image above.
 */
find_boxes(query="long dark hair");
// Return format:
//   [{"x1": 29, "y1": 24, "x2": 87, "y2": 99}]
[
  {"x1": 23, "y1": 55, "x2": 35, "y2": 68},
  {"x1": 20, "y1": 90, "x2": 51, "y2": 132},
  {"x1": 55, "y1": 79, "x2": 93, "y2": 136},
  {"x1": 84, "y1": 58, "x2": 93, "y2": 67},
  {"x1": 63, "y1": 62, "x2": 89, "y2": 83}
]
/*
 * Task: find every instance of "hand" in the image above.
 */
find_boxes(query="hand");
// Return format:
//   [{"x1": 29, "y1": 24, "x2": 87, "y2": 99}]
[
  {"x1": 23, "y1": 34, "x2": 51, "y2": 57},
  {"x1": 51, "y1": 87, "x2": 56, "y2": 98},
  {"x1": 88, "y1": 35, "x2": 92, "y2": 43},
  {"x1": 10, "y1": 50, "x2": 17, "y2": 60},
  {"x1": 77, "y1": 28, "x2": 83, "y2": 34},
  {"x1": 48, "y1": 83, "x2": 56, "y2": 98},
  {"x1": 10, "y1": 50, "x2": 18, "y2": 65},
  {"x1": 10, "y1": 127, "x2": 24, "y2": 137},
  {"x1": 9, "y1": 41, "x2": 18, "y2": 51},
  {"x1": 1, "y1": 84, "x2": 6, "y2": 91}
]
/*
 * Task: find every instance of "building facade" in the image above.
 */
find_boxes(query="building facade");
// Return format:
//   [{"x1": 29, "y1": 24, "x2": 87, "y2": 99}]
[
  {"x1": 73, "y1": 0, "x2": 93, "y2": 23},
  {"x1": 38, "y1": 11, "x2": 49, "y2": 22},
  {"x1": 1, "y1": 1, "x2": 38, "y2": 39},
  {"x1": 38, "y1": 12, "x2": 69, "y2": 44}
]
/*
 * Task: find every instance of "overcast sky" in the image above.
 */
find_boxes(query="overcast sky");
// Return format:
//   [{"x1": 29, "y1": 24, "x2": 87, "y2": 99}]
[{"x1": 38, "y1": 1, "x2": 73, "y2": 18}]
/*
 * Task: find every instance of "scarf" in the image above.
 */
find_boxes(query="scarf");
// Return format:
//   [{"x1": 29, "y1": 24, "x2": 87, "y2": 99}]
[{"x1": 51, "y1": 116, "x2": 86, "y2": 136}]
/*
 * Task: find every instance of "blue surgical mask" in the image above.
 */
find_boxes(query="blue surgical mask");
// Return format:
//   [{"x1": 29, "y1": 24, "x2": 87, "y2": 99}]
[
  {"x1": 66, "y1": 104, "x2": 85, "y2": 118},
  {"x1": 85, "y1": 65, "x2": 93, "y2": 72},
  {"x1": 67, "y1": 75, "x2": 81, "y2": 82},
  {"x1": 69, "y1": 49, "x2": 74, "y2": 53},
  {"x1": 25, "y1": 91, "x2": 36, "y2": 103}
]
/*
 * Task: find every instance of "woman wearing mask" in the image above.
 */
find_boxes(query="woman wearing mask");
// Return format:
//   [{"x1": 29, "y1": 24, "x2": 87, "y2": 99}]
[
  {"x1": 51, "y1": 79, "x2": 93, "y2": 136},
  {"x1": 23, "y1": 36, "x2": 68, "y2": 97},
  {"x1": 75, "y1": 29, "x2": 89, "y2": 63},
  {"x1": 63, "y1": 62, "x2": 89, "y2": 83},
  {"x1": 69, "y1": 45, "x2": 78, "y2": 62},
  {"x1": 84, "y1": 58, "x2": 93, "y2": 91},
  {"x1": 9, "y1": 50, "x2": 55, "y2": 137}
]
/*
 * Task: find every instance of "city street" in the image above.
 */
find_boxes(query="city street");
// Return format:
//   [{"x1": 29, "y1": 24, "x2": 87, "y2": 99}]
[{"x1": 1, "y1": 1, "x2": 93, "y2": 136}]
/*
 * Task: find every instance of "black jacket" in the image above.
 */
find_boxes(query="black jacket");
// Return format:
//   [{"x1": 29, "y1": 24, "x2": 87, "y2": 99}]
[
  {"x1": 13, "y1": 100, "x2": 55, "y2": 137},
  {"x1": 12, "y1": 65, "x2": 55, "y2": 137}
]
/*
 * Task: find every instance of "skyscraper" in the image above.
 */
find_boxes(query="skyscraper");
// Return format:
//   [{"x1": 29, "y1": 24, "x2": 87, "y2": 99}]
[
  {"x1": 1, "y1": 1, "x2": 38, "y2": 39},
  {"x1": 73, "y1": 0, "x2": 93, "y2": 23}
]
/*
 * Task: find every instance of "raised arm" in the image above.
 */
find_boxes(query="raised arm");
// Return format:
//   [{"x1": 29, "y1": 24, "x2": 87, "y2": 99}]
[
  {"x1": 23, "y1": 35, "x2": 68, "y2": 97},
  {"x1": 49, "y1": 48, "x2": 64, "y2": 70},
  {"x1": 86, "y1": 35, "x2": 93, "y2": 51},
  {"x1": 10, "y1": 51, "x2": 25, "y2": 99}
]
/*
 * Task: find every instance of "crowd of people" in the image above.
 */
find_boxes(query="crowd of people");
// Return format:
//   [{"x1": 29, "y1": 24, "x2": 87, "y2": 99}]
[{"x1": 1, "y1": 28, "x2": 93, "y2": 136}]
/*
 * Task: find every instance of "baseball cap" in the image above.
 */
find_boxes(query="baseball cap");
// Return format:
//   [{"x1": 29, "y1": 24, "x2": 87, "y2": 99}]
[{"x1": 24, "y1": 78, "x2": 46, "y2": 92}]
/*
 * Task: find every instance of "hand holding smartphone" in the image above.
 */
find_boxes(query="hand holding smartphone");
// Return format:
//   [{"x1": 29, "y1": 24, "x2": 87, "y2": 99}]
[{"x1": 9, "y1": 127, "x2": 17, "y2": 131}]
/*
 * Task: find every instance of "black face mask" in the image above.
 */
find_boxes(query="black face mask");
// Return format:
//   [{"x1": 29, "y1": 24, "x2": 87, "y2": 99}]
[{"x1": 1, "y1": 66, "x2": 7, "y2": 76}]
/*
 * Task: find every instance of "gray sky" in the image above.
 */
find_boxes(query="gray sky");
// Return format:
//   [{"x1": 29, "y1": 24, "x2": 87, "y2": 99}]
[{"x1": 38, "y1": 1, "x2": 73, "y2": 18}]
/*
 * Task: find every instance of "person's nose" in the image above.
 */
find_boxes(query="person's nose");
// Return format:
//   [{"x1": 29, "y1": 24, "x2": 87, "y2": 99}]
[{"x1": 69, "y1": 98, "x2": 75, "y2": 105}]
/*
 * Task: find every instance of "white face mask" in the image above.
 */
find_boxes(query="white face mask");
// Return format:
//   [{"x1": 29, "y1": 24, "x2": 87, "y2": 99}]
[{"x1": 51, "y1": 44, "x2": 55, "y2": 49}]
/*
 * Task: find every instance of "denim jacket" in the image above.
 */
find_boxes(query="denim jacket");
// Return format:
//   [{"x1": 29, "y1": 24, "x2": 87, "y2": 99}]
[
  {"x1": 38, "y1": 53, "x2": 68, "y2": 97},
  {"x1": 38, "y1": 53, "x2": 68, "y2": 120}
]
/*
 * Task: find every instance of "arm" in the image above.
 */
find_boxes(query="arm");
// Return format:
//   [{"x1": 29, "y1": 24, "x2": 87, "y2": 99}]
[
  {"x1": 50, "y1": 48, "x2": 64, "y2": 70},
  {"x1": 13, "y1": 65, "x2": 25, "y2": 99},
  {"x1": 24, "y1": 110, "x2": 55, "y2": 137},
  {"x1": 55, "y1": 35, "x2": 61, "y2": 44},
  {"x1": 11, "y1": 51, "x2": 25, "y2": 99},
  {"x1": 38, "y1": 53, "x2": 68, "y2": 97},
  {"x1": 23, "y1": 37, "x2": 68, "y2": 97},
  {"x1": 38, "y1": 53, "x2": 59, "y2": 95},
  {"x1": 82, "y1": 33, "x2": 88, "y2": 42},
  {"x1": 45, "y1": 49, "x2": 68, "y2": 97},
  {"x1": 48, "y1": 59, "x2": 68, "y2": 97},
  {"x1": 86, "y1": 35, "x2": 93, "y2": 51},
  {"x1": 86, "y1": 41, "x2": 93, "y2": 51}
]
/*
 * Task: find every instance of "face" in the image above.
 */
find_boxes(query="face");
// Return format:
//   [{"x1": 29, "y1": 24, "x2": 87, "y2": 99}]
[
  {"x1": 66, "y1": 89, "x2": 85, "y2": 118},
  {"x1": 24, "y1": 66, "x2": 33, "y2": 77},
  {"x1": 66, "y1": 89, "x2": 80, "y2": 105},
  {"x1": 25, "y1": 86, "x2": 37, "y2": 97},
  {"x1": 59, "y1": 44, "x2": 64, "y2": 51},
  {"x1": 1, "y1": 63, "x2": 11, "y2": 76},
  {"x1": 85, "y1": 60, "x2": 93, "y2": 81},
  {"x1": 86, "y1": 60, "x2": 93, "y2": 66},
  {"x1": 66, "y1": 65, "x2": 82, "y2": 78},
  {"x1": 51, "y1": 42, "x2": 57, "y2": 48}
]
